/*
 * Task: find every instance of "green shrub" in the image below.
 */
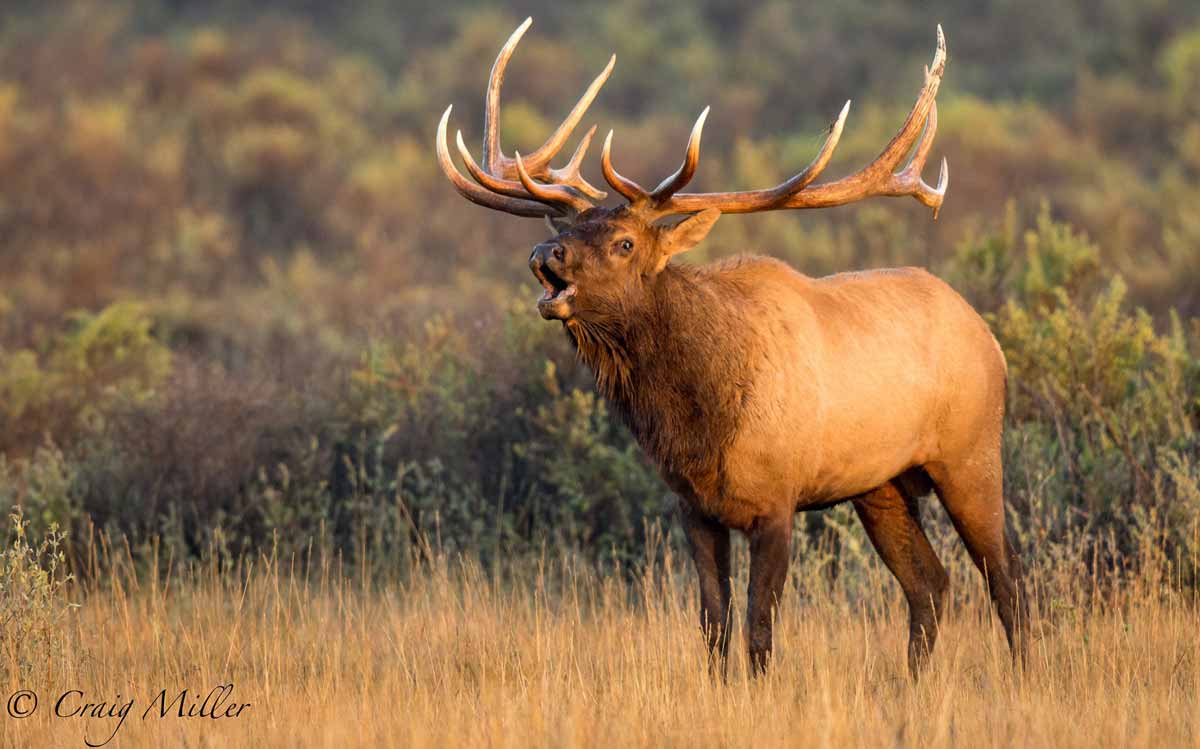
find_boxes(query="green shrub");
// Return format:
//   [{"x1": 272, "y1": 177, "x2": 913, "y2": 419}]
[
  {"x1": 0, "y1": 303, "x2": 171, "y2": 454},
  {"x1": 329, "y1": 300, "x2": 667, "y2": 570},
  {"x1": 947, "y1": 210, "x2": 1200, "y2": 585},
  {"x1": 0, "y1": 504, "x2": 75, "y2": 676}
]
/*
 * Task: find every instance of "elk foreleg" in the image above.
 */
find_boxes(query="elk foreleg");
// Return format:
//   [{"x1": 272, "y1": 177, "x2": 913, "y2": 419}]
[
  {"x1": 746, "y1": 512, "x2": 792, "y2": 676},
  {"x1": 680, "y1": 502, "x2": 732, "y2": 677}
]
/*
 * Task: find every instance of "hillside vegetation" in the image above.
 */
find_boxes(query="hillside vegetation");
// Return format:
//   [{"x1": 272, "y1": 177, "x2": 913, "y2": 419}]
[{"x1": 0, "y1": 0, "x2": 1196, "y2": 588}]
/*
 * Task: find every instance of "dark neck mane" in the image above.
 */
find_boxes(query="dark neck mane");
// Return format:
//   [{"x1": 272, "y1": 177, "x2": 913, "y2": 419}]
[{"x1": 564, "y1": 263, "x2": 755, "y2": 488}]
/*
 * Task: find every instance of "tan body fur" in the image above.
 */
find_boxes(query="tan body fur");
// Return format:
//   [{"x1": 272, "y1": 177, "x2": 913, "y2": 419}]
[{"x1": 661, "y1": 258, "x2": 1007, "y2": 531}]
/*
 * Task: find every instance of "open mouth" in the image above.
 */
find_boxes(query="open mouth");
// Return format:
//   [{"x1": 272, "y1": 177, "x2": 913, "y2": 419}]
[{"x1": 532, "y1": 262, "x2": 577, "y2": 313}]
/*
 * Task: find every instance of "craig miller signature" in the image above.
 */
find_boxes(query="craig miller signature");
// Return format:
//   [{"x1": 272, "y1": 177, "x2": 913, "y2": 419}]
[{"x1": 5, "y1": 683, "x2": 251, "y2": 747}]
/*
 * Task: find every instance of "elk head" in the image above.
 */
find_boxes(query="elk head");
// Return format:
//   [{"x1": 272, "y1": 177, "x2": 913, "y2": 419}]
[{"x1": 436, "y1": 18, "x2": 949, "y2": 324}]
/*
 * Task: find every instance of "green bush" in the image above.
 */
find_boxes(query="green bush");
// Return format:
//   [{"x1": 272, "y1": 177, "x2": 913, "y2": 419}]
[
  {"x1": 944, "y1": 209, "x2": 1200, "y2": 586},
  {"x1": 0, "y1": 303, "x2": 171, "y2": 455},
  {"x1": 0, "y1": 504, "x2": 75, "y2": 676}
]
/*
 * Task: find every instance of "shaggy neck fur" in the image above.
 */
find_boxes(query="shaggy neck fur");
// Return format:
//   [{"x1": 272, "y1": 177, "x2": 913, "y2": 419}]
[{"x1": 564, "y1": 262, "x2": 758, "y2": 496}]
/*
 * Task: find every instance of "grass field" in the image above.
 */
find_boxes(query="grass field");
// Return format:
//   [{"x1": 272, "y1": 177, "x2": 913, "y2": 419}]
[{"x1": 2, "y1": 528, "x2": 1196, "y2": 749}]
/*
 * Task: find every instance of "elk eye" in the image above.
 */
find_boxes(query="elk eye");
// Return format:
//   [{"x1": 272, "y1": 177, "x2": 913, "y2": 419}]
[{"x1": 619, "y1": 239, "x2": 634, "y2": 252}]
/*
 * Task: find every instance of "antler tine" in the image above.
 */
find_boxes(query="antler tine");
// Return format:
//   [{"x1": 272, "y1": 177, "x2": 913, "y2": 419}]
[
  {"x1": 651, "y1": 107, "x2": 709, "y2": 201},
  {"x1": 514, "y1": 151, "x2": 597, "y2": 213},
  {"x1": 601, "y1": 130, "x2": 650, "y2": 203},
  {"x1": 894, "y1": 101, "x2": 948, "y2": 217},
  {"x1": 600, "y1": 107, "x2": 711, "y2": 209},
  {"x1": 483, "y1": 16, "x2": 616, "y2": 181},
  {"x1": 437, "y1": 106, "x2": 560, "y2": 218},
  {"x1": 514, "y1": 54, "x2": 615, "y2": 177},
  {"x1": 456, "y1": 129, "x2": 538, "y2": 199},
  {"x1": 843, "y1": 24, "x2": 945, "y2": 182},
  {"x1": 458, "y1": 129, "x2": 600, "y2": 213},
  {"x1": 927, "y1": 157, "x2": 949, "y2": 217},
  {"x1": 482, "y1": 18, "x2": 532, "y2": 174},
  {"x1": 546, "y1": 125, "x2": 608, "y2": 201}
]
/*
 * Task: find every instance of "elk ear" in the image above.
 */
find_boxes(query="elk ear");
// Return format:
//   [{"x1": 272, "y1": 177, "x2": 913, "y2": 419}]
[{"x1": 661, "y1": 208, "x2": 721, "y2": 259}]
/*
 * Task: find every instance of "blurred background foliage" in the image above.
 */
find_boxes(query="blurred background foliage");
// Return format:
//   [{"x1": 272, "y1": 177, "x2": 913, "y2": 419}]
[{"x1": 0, "y1": 0, "x2": 1196, "y2": 585}]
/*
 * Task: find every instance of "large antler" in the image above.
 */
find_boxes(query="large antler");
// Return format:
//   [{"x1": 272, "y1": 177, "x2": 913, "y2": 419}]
[
  {"x1": 435, "y1": 18, "x2": 613, "y2": 218},
  {"x1": 602, "y1": 26, "x2": 949, "y2": 219}
]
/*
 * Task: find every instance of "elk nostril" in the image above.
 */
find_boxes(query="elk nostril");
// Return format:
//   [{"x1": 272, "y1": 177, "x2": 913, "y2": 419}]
[{"x1": 531, "y1": 242, "x2": 562, "y2": 267}]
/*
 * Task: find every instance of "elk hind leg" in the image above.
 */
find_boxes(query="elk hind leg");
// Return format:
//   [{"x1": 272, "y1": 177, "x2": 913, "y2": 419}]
[
  {"x1": 853, "y1": 479, "x2": 948, "y2": 678},
  {"x1": 927, "y1": 450, "x2": 1028, "y2": 666}
]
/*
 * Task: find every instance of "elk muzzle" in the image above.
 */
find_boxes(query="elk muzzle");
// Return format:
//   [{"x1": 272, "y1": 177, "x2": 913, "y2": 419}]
[{"x1": 529, "y1": 242, "x2": 576, "y2": 320}]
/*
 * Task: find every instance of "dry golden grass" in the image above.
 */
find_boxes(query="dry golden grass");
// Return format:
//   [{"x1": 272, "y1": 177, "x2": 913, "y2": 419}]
[{"x1": 2, "y1": 537, "x2": 1198, "y2": 749}]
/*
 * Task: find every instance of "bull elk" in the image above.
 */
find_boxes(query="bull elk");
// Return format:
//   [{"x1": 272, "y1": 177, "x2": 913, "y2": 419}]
[{"x1": 435, "y1": 19, "x2": 1026, "y2": 677}]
